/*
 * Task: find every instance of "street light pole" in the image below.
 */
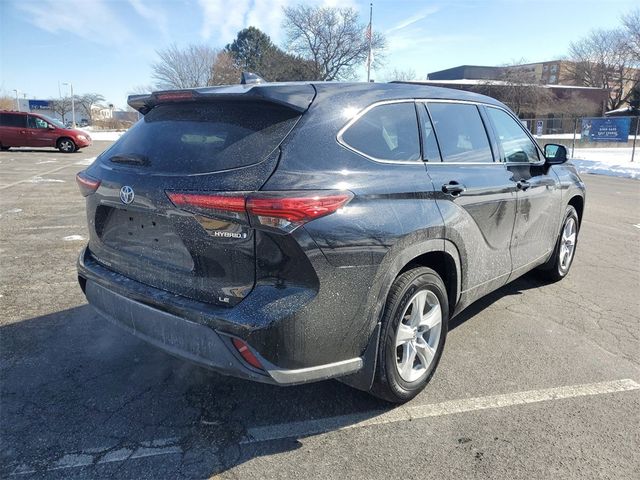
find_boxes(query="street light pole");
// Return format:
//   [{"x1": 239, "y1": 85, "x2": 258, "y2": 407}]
[{"x1": 63, "y1": 82, "x2": 76, "y2": 128}]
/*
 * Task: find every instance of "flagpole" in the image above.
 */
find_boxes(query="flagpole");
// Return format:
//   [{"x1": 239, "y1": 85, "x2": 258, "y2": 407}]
[{"x1": 367, "y1": 3, "x2": 373, "y2": 82}]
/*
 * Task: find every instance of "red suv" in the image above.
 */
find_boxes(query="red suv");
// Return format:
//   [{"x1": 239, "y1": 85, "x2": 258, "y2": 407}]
[{"x1": 0, "y1": 111, "x2": 92, "y2": 153}]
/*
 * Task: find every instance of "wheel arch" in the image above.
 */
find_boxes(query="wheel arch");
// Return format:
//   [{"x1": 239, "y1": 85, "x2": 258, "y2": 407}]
[
  {"x1": 339, "y1": 237, "x2": 462, "y2": 392},
  {"x1": 568, "y1": 195, "x2": 584, "y2": 226}
]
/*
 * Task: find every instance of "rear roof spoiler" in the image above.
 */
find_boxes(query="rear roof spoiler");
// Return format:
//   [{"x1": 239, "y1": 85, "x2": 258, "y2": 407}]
[{"x1": 127, "y1": 83, "x2": 316, "y2": 115}]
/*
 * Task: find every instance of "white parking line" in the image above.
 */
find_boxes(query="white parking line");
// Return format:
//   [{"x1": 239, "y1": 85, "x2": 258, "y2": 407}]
[
  {"x1": 10, "y1": 379, "x2": 639, "y2": 474},
  {"x1": 242, "y1": 379, "x2": 640, "y2": 443},
  {"x1": 12, "y1": 438, "x2": 182, "y2": 475},
  {"x1": 0, "y1": 164, "x2": 74, "y2": 190}
]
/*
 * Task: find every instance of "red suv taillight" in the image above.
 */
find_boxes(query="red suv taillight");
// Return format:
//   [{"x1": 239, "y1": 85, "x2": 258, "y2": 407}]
[
  {"x1": 76, "y1": 171, "x2": 101, "y2": 196},
  {"x1": 166, "y1": 191, "x2": 353, "y2": 233}
]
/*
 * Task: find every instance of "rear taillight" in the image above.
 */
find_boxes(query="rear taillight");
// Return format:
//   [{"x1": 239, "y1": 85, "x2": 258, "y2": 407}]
[
  {"x1": 247, "y1": 193, "x2": 352, "y2": 232},
  {"x1": 76, "y1": 171, "x2": 101, "y2": 196},
  {"x1": 166, "y1": 190, "x2": 353, "y2": 233},
  {"x1": 231, "y1": 338, "x2": 263, "y2": 370}
]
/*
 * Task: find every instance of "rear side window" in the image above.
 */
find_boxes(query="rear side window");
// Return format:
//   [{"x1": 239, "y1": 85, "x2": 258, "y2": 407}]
[
  {"x1": 427, "y1": 103, "x2": 493, "y2": 163},
  {"x1": 486, "y1": 107, "x2": 540, "y2": 163},
  {"x1": 100, "y1": 102, "x2": 300, "y2": 173},
  {"x1": 0, "y1": 113, "x2": 26, "y2": 128},
  {"x1": 341, "y1": 102, "x2": 420, "y2": 161}
]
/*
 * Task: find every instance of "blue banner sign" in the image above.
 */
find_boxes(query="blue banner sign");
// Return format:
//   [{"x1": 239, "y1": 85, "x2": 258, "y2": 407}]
[
  {"x1": 581, "y1": 117, "x2": 631, "y2": 142},
  {"x1": 28, "y1": 100, "x2": 51, "y2": 110}
]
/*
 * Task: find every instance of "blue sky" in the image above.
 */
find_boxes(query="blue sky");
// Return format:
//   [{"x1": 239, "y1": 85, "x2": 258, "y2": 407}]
[{"x1": 1, "y1": 0, "x2": 636, "y2": 109}]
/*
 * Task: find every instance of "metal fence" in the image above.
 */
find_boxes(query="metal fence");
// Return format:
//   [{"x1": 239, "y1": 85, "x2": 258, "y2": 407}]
[{"x1": 521, "y1": 116, "x2": 639, "y2": 162}]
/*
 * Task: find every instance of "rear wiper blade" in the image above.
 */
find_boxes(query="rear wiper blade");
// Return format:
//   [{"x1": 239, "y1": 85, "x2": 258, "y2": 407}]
[{"x1": 109, "y1": 153, "x2": 150, "y2": 166}]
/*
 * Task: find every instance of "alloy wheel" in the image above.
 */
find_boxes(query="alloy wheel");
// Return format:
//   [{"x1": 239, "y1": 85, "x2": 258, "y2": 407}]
[{"x1": 395, "y1": 290, "x2": 442, "y2": 382}]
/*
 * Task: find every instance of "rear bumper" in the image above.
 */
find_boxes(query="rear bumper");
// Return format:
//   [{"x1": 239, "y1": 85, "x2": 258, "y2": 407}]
[{"x1": 78, "y1": 248, "x2": 362, "y2": 385}]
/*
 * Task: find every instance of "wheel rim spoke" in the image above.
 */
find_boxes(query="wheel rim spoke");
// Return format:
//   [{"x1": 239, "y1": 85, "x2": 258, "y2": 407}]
[
  {"x1": 415, "y1": 339, "x2": 434, "y2": 368},
  {"x1": 396, "y1": 324, "x2": 414, "y2": 346},
  {"x1": 409, "y1": 291, "x2": 426, "y2": 327}
]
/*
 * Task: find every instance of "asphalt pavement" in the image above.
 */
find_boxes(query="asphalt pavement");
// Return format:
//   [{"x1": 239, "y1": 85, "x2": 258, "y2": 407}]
[{"x1": 0, "y1": 143, "x2": 638, "y2": 479}]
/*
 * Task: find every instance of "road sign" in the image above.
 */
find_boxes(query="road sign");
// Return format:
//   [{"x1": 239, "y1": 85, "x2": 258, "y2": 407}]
[{"x1": 581, "y1": 117, "x2": 631, "y2": 142}]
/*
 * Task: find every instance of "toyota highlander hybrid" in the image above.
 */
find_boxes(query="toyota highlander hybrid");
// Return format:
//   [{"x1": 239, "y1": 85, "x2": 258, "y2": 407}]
[{"x1": 76, "y1": 82, "x2": 585, "y2": 403}]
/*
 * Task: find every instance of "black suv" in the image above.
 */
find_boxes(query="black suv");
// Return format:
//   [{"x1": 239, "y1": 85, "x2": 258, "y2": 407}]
[{"x1": 77, "y1": 82, "x2": 585, "y2": 403}]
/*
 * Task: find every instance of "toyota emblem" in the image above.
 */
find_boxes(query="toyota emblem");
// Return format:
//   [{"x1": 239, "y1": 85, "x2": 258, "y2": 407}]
[{"x1": 119, "y1": 186, "x2": 135, "y2": 205}]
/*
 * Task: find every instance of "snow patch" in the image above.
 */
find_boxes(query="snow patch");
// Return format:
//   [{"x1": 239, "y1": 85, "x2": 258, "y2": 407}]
[
  {"x1": 79, "y1": 128, "x2": 125, "y2": 141},
  {"x1": 2, "y1": 208, "x2": 22, "y2": 215},
  {"x1": 571, "y1": 148, "x2": 640, "y2": 180},
  {"x1": 28, "y1": 176, "x2": 65, "y2": 183},
  {"x1": 36, "y1": 159, "x2": 58, "y2": 164},
  {"x1": 75, "y1": 157, "x2": 96, "y2": 166},
  {"x1": 63, "y1": 235, "x2": 85, "y2": 241}
]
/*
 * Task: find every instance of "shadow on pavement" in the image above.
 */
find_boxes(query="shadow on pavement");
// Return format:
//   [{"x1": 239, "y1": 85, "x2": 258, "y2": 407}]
[
  {"x1": 0, "y1": 273, "x2": 548, "y2": 477},
  {"x1": 0, "y1": 305, "x2": 385, "y2": 478}
]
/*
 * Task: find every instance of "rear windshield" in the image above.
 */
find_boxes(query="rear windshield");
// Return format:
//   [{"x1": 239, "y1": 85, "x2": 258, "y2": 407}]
[{"x1": 99, "y1": 101, "x2": 300, "y2": 173}]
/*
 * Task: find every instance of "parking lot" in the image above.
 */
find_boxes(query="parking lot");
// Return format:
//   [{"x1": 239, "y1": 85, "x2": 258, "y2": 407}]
[{"x1": 1, "y1": 142, "x2": 639, "y2": 479}]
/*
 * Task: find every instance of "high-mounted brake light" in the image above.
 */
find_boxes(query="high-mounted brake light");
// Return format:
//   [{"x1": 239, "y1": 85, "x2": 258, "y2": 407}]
[
  {"x1": 231, "y1": 338, "x2": 263, "y2": 370},
  {"x1": 154, "y1": 91, "x2": 194, "y2": 102},
  {"x1": 166, "y1": 190, "x2": 353, "y2": 233},
  {"x1": 76, "y1": 171, "x2": 101, "y2": 196}
]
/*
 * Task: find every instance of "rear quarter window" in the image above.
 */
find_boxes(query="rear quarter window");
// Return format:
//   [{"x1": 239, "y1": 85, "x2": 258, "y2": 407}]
[
  {"x1": 0, "y1": 113, "x2": 27, "y2": 128},
  {"x1": 340, "y1": 102, "x2": 421, "y2": 162},
  {"x1": 99, "y1": 101, "x2": 300, "y2": 174}
]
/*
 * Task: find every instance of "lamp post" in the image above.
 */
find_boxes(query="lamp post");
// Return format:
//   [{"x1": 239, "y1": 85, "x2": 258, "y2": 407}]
[
  {"x1": 13, "y1": 89, "x2": 20, "y2": 112},
  {"x1": 63, "y1": 82, "x2": 76, "y2": 128}
]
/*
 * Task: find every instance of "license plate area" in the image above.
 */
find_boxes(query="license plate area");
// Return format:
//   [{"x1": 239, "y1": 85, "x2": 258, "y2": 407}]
[{"x1": 97, "y1": 206, "x2": 194, "y2": 270}]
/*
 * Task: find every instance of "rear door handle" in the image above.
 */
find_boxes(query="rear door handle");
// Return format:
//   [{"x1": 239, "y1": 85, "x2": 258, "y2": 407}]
[
  {"x1": 442, "y1": 182, "x2": 466, "y2": 196},
  {"x1": 516, "y1": 180, "x2": 531, "y2": 191}
]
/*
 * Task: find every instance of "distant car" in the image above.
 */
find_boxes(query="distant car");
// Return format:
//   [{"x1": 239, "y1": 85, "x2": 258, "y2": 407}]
[
  {"x1": 76, "y1": 82, "x2": 585, "y2": 402},
  {"x1": 79, "y1": 119, "x2": 90, "y2": 127},
  {"x1": 0, "y1": 111, "x2": 91, "y2": 153}
]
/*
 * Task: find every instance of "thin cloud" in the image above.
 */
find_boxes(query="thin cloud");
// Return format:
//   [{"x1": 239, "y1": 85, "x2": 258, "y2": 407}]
[
  {"x1": 128, "y1": 0, "x2": 170, "y2": 38},
  {"x1": 386, "y1": 6, "x2": 439, "y2": 34},
  {"x1": 17, "y1": 0, "x2": 134, "y2": 47}
]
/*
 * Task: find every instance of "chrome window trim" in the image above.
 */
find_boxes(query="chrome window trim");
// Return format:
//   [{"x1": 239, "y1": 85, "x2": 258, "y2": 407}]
[
  {"x1": 337, "y1": 97, "x2": 543, "y2": 167},
  {"x1": 336, "y1": 98, "x2": 425, "y2": 165}
]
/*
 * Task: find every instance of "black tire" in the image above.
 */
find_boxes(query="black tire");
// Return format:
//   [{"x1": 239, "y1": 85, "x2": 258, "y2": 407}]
[
  {"x1": 537, "y1": 205, "x2": 580, "y2": 282},
  {"x1": 370, "y1": 267, "x2": 448, "y2": 403},
  {"x1": 57, "y1": 137, "x2": 77, "y2": 153}
]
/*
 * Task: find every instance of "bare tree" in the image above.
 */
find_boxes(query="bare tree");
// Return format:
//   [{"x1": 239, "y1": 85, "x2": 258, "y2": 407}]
[
  {"x1": 152, "y1": 44, "x2": 219, "y2": 89},
  {"x1": 0, "y1": 95, "x2": 15, "y2": 110},
  {"x1": 622, "y1": 9, "x2": 640, "y2": 60},
  {"x1": 49, "y1": 97, "x2": 73, "y2": 123},
  {"x1": 473, "y1": 62, "x2": 552, "y2": 116},
  {"x1": 567, "y1": 28, "x2": 639, "y2": 110},
  {"x1": 283, "y1": 5, "x2": 386, "y2": 81},
  {"x1": 210, "y1": 51, "x2": 242, "y2": 85},
  {"x1": 384, "y1": 68, "x2": 417, "y2": 82},
  {"x1": 74, "y1": 93, "x2": 105, "y2": 123}
]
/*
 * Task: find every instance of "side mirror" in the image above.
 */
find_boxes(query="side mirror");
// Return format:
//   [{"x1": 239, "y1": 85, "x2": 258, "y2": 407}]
[
  {"x1": 544, "y1": 144, "x2": 567, "y2": 165},
  {"x1": 48, "y1": 124, "x2": 55, "y2": 130}
]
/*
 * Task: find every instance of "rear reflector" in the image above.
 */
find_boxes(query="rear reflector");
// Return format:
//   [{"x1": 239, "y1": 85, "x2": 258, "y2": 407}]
[
  {"x1": 231, "y1": 338, "x2": 263, "y2": 370},
  {"x1": 76, "y1": 171, "x2": 101, "y2": 196},
  {"x1": 166, "y1": 190, "x2": 353, "y2": 233}
]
